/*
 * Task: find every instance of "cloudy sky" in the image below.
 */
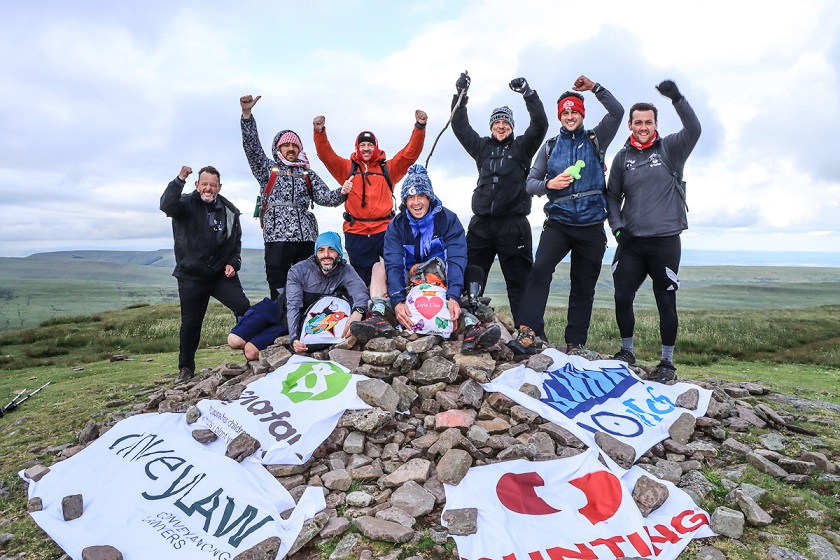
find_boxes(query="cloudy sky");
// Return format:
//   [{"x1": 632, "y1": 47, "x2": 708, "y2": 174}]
[{"x1": 2, "y1": 0, "x2": 839, "y2": 258}]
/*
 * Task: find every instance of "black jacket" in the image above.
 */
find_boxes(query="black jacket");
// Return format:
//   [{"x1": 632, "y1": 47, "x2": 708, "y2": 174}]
[
  {"x1": 160, "y1": 177, "x2": 243, "y2": 279},
  {"x1": 452, "y1": 90, "x2": 548, "y2": 218}
]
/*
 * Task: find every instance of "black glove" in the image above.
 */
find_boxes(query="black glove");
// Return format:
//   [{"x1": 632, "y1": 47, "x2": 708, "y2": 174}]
[
  {"x1": 509, "y1": 77, "x2": 532, "y2": 95},
  {"x1": 656, "y1": 80, "x2": 683, "y2": 103},
  {"x1": 455, "y1": 72, "x2": 471, "y2": 93},
  {"x1": 614, "y1": 228, "x2": 634, "y2": 247}
]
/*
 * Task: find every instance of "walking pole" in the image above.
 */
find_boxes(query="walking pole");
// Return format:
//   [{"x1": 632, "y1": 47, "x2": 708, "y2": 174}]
[
  {"x1": 425, "y1": 70, "x2": 468, "y2": 169},
  {"x1": 1, "y1": 382, "x2": 51, "y2": 417},
  {"x1": 0, "y1": 389, "x2": 28, "y2": 417}
]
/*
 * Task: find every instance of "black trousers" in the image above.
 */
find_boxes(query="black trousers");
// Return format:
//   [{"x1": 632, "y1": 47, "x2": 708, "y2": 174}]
[
  {"x1": 264, "y1": 241, "x2": 315, "y2": 300},
  {"x1": 177, "y1": 273, "x2": 250, "y2": 371},
  {"x1": 518, "y1": 221, "x2": 606, "y2": 344},
  {"x1": 612, "y1": 235, "x2": 681, "y2": 346},
  {"x1": 466, "y1": 215, "x2": 533, "y2": 324}
]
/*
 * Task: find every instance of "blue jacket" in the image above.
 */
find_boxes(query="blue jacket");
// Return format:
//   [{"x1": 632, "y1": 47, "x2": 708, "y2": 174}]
[{"x1": 384, "y1": 199, "x2": 467, "y2": 306}]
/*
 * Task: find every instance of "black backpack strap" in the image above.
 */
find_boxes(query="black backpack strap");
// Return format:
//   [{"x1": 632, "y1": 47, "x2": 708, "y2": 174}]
[
  {"x1": 545, "y1": 136, "x2": 557, "y2": 158},
  {"x1": 587, "y1": 131, "x2": 606, "y2": 172}
]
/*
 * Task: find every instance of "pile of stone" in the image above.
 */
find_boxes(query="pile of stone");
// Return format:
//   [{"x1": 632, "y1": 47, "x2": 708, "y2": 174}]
[{"x1": 20, "y1": 321, "x2": 840, "y2": 560}]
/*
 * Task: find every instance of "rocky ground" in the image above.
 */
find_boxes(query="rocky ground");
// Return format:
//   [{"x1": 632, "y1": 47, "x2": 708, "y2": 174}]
[{"x1": 10, "y1": 311, "x2": 840, "y2": 560}]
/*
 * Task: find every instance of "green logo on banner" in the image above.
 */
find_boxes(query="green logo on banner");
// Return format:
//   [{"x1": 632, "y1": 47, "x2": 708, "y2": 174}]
[{"x1": 281, "y1": 361, "x2": 351, "y2": 403}]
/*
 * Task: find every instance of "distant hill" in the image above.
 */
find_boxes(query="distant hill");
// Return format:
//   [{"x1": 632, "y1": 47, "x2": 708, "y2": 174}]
[{"x1": 1, "y1": 249, "x2": 839, "y2": 331}]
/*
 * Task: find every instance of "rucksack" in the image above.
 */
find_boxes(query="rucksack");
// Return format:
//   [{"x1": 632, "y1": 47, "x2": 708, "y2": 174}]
[
  {"x1": 343, "y1": 160, "x2": 397, "y2": 224},
  {"x1": 546, "y1": 131, "x2": 606, "y2": 172}
]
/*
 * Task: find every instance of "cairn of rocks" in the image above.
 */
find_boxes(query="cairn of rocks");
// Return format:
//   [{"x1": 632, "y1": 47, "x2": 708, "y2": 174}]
[{"x1": 19, "y1": 308, "x2": 840, "y2": 560}]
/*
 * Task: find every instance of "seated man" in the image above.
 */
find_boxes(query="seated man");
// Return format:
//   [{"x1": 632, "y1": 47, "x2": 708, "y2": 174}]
[
  {"x1": 351, "y1": 164, "x2": 500, "y2": 352},
  {"x1": 228, "y1": 232, "x2": 369, "y2": 359}
]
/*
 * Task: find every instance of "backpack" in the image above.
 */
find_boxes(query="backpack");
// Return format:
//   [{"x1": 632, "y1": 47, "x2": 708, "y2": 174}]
[
  {"x1": 546, "y1": 131, "x2": 606, "y2": 172},
  {"x1": 343, "y1": 160, "x2": 397, "y2": 224},
  {"x1": 254, "y1": 165, "x2": 314, "y2": 228},
  {"x1": 619, "y1": 141, "x2": 688, "y2": 211}
]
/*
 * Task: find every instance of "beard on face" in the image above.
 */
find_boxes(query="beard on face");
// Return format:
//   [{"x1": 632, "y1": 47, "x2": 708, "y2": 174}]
[{"x1": 319, "y1": 258, "x2": 335, "y2": 272}]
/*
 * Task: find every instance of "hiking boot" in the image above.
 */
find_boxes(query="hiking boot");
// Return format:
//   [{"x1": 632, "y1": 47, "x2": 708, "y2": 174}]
[
  {"x1": 612, "y1": 348, "x2": 636, "y2": 365},
  {"x1": 175, "y1": 367, "x2": 194, "y2": 385},
  {"x1": 652, "y1": 360, "x2": 677, "y2": 383},
  {"x1": 462, "y1": 323, "x2": 501, "y2": 353},
  {"x1": 349, "y1": 312, "x2": 395, "y2": 342},
  {"x1": 565, "y1": 343, "x2": 584, "y2": 354},
  {"x1": 507, "y1": 325, "x2": 538, "y2": 356}
]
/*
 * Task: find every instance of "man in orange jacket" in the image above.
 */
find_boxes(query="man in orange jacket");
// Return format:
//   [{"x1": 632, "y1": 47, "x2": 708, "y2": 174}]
[{"x1": 313, "y1": 110, "x2": 427, "y2": 286}]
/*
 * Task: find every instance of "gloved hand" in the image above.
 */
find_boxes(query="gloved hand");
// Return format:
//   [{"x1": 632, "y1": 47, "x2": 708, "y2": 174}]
[
  {"x1": 614, "y1": 228, "x2": 635, "y2": 247},
  {"x1": 656, "y1": 80, "x2": 683, "y2": 103},
  {"x1": 509, "y1": 77, "x2": 532, "y2": 95},
  {"x1": 455, "y1": 72, "x2": 471, "y2": 93}
]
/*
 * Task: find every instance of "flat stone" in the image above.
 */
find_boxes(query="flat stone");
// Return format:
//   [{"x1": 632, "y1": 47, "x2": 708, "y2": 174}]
[
  {"x1": 678, "y1": 470, "x2": 716, "y2": 501},
  {"x1": 595, "y1": 432, "x2": 635, "y2": 469},
  {"x1": 381, "y1": 458, "x2": 433, "y2": 488},
  {"x1": 710, "y1": 506, "x2": 744, "y2": 539},
  {"x1": 759, "y1": 432, "x2": 788, "y2": 451},
  {"x1": 632, "y1": 474, "x2": 670, "y2": 516},
  {"x1": 801, "y1": 451, "x2": 836, "y2": 473},
  {"x1": 695, "y1": 545, "x2": 727, "y2": 560},
  {"x1": 338, "y1": 408, "x2": 392, "y2": 433},
  {"x1": 768, "y1": 546, "x2": 811, "y2": 560},
  {"x1": 260, "y1": 345, "x2": 292, "y2": 370},
  {"x1": 192, "y1": 429, "x2": 218, "y2": 443},
  {"x1": 540, "y1": 423, "x2": 585, "y2": 448},
  {"x1": 226, "y1": 433, "x2": 260, "y2": 462},
  {"x1": 343, "y1": 431, "x2": 366, "y2": 454},
  {"x1": 287, "y1": 512, "x2": 329, "y2": 556},
  {"x1": 721, "y1": 437, "x2": 753, "y2": 458},
  {"x1": 365, "y1": 338, "x2": 397, "y2": 352},
  {"x1": 328, "y1": 532, "x2": 360, "y2": 560},
  {"x1": 361, "y1": 350, "x2": 401, "y2": 366},
  {"x1": 778, "y1": 458, "x2": 817, "y2": 475},
  {"x1": 356, "y1": 379, "x2": 399, "y2": 413},
  {"x1": 735, "y1": 489, "x2": 773, "y2": 526},
  {"x1": 510, "y1": 405, "x2": 539, "y2": 424},
  {"x1": 329, "y1": 349, "x2": 363, "y2": 370},
  {"x1": 346, "y1": 491, "x2": 376, "y2": 507},
  {"x1": 375, "y1": 506, "x2": 416, "y2": 528},
  {"x1": 322, "y1": 469, "x2": 353, "y2": 491},
  {"x1": 475, "y1": 417, "x2": 510, "y2": 434},
  {"x1": 82, "y1": 545, "x2": 123, "y2": 560},
  {"x1": 62, "y1": 494, "x2": 84, "y2": 521},
  {"x1": 406, "y1": 336, "x2": 437, "y2": 354},
  {"x1": 436, "y1": 449, "x2": 472, "y2": 486},
  {"x1": 354, "y1": 516, "x2": 414, "y2": 544},
  {"x1": 27, "y1": 497, "x2": 43, "y2": 512},
  {"x1": 675, "y1": 388, "x2": 700, "y2": 410},
  {"x1": 412, "y1": 357, "x2": 459, "y2": 385},
  {"x1": 807, "y1": 533, "x2": 840, "y2": 560},
  {"x1": 232, "y1": 537, "x2": 280, "y2": 560},
  {"x1": 725, "y1": 483, "x2": 766, "y2": 506},
  {"x1": 24, "y1": 464, "x2": 50, "y2": 482},
  {"x1": 525, "y1": 353, "x2": 554, "y2": 372},
  {"x1": 393, "y1": 352, "x2": 419, "y2": 374},
  {"x1": 435, "y1": 409, "x2": 475, "y2": 430},
  {"x1": 747, "y1": 452, "x2": 788, "y2": 478},
  {"x1": 442, "y1": 507, "x2": 478, "y2": 536},
  {"x1": 389, "y1": 480, "x2": 436, "y2": 517},
  {"x1": 668, "y1": 412, "x2": 696, "y2": 445},
  {"x1": 456, "y1": 379, "x2": 484, "y2": 410},
  {"x1": 320, "y1": 516, "x2": 351, "y2": 539},
  {"x1": 519, "y1": 383, "x2": 542, "y2": 400}
]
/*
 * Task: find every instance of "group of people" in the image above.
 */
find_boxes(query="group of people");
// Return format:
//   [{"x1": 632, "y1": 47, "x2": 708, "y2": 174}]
[{"x1": 160, "y1": 73, "x2": 700, "y2": 386}]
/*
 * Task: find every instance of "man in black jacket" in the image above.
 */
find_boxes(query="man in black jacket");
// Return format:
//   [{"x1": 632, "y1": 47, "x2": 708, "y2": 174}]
[
  {"x1": 160, "y1": 165, "x2": 251, "y2": 385},
  {"x1": 451, "y1": 73, "x2": 548, "y2": 323}
]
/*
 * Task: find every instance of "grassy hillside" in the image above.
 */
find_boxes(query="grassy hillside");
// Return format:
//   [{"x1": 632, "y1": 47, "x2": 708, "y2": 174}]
[{"x1": 1, "y1": 250, "x2": 839, "y2": 331}]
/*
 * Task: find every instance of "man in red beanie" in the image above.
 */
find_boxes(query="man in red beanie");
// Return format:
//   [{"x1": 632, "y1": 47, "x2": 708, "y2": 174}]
[{"x1": 312, "y1": 110, "x2": 427, "y2": 287}]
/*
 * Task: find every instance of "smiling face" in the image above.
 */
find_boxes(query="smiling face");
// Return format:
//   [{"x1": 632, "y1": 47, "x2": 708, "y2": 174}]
[
  {"x1": 316, "y1": 246, "x2": 339, "y2": 273},
  {"x1": 406, "y1": 193, "x2": 431, "y2": 219},
  {"x1": 491, "y1": 120, "x2": 512, "y2": 142},
  {"x1": 277, "y1": 142, "x2": 300, "y2": 162},
  {"x1": 629, "y1": 109, "x2": 658, "y2": 145},
  {"x1": 358, "y1": 141, "x2": 376, "y2": 162},
  {"x1": 560, "y1": 109, "x2": 584, "y2": 132},
  {"x1": 195, "y1": 171, "x2": 221, "y2": 202}
]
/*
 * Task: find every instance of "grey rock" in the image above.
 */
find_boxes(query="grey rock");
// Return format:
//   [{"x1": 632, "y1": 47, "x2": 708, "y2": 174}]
[
  {"x1": 638, "y1": 459, "x2": 682, "y2": 483},
  {"x1": 540, "y1": 423, "x2": 585, "y2": 448},
  {"x1": 778, "y1": 458, "x2": 817, "y2": 475},
  {"x1": 354, "y1": 516, "x2": 414, "y2": 543},
  {"x1": 27, "y1": 497, "x2": 43, "y2": 512},
  {"x1": 721, "y1": 437, "x2": 753, "y2": 458},
  {"x1": 216, "y1": 383, "x2": 246, "y2": 401},
  {"x1": 519, "y1": 383, "x2": 542, "y2": 400},
  {"x1": 365, "y1": 337, "x2": 397, "y2": 352},
  {"x1": 496, "y1": 442, "x2": 538, "y2": 461},
  {"x1": 442, "y1": 507, "x2": 478, "y2": 536},
  {"x1": 406, "y1": 336, "x2": 437, "y2": 354},
  {"x1": 525, "y1": 353, "x2": 554, "y2": 372},
  {"x1": 328, "y1": 532, "x2": 361, "y2": 560},
  {"x1": 767, "y1": 545, "x2": 811, "y2": 560},
  {"x1": 695, "y1": 545, "x2": 727, "y2": 560},
  {"x1": 436, "y1": 449, "x2": 472, "y2": 485},
  {"x1": 413, "y1": 357, "x2": 459, "y2": 385},
  {"x1": 801, "y1": 451, "x2": 836, "y2": 473},
  {"x1": 393, "y1": 352, "x2": 420, "y2": 375},
  {"x1": 808, "y1": 533, "x2": 840, "y2": 560},
  {"x1": 632, "y1": 475, "x2": 669, "y2": 516},
  {"x1": 710, "y1": 506, "x2": 744, "y2": 539},
  {"x1": 81, "y1": 546, "x2": 123, "y2": 560},
  {"x1": 191, "y1": 429, "x2": 218, "y2": 443},
  {"x1": 287, "y1": 512, "x2": 329, "y2": 556},
  {"x1": 62, "y1": 494, "x2": 84, "y2": 521},
  {"x1": 675, "y1": 388, "x2": 700, "y2": 410},
  {"x1": 759, "y1": 432, "x2": 788, "y2": 451},
  {"x1": 24, "y1": 464, "x2": 50, "y2": 482},
  {"x1": 185, "y1": 405, "x2": 201, "y2": 424},
  {"x1": 226, "y1": 433, "x2": 260, "y2": 462},
  {"x1": 510, "y1": 405, "x2": 539, "y2": 424},
  {"x1": 346, "y1": 491, "x2": 376, "y2": 507},
  {"x1": 390, "y1": 480, "x2": 436, "y2": 517},
  {"x1": 466, "y1": 425, "x2": 490, "y2": 446},
  {"x1": 338, "y1": 408, "x2": 392, "y2": 433},
  {"x1": 260, "y1": 345, "x2": 292, "y2": 370},
  {"x1": 678, "y1": 470, "x2": 716, "y2": 501},
  {"x1": 594, "y1": 432, "x2": 636, "y2": 469},
  {"x1": 375, "y1": 506, "x2": 417, "y2": 528},
  {"x1": 343, "y1": 431, "x2": 366, "y2": 454},
  {"x1": 77, "y1": 420, "x2": 100, "y2": 445},
  {"x1": 755, "y1": 403, "x2": 786, "y2": 427},
  {"x1": 667, "y1": 412, "x2": 696, "y2": 445},
  {"x1": 322, "y1": 469, "x2": 353, "y2": 491},
  {"x1": 456, "y1": 379, "x2": 484, "y2": 410},
  {"x1": 391, "y1": 377, "x2": 418, "y2": 411},
  {"x1": 328, "y1": 349, "x2": 363, "y2": 371},
  {"x1": 381, "y1": 458, "x2": 433, "y2": 487},
  {"x1": 231, "y1": 537, "x2": 281, "y2": 560},
  {"x1": 725, "y1": 482, "x2": 767, "y2": 506},
  {"x1": 686, "y1": 439, "x2": 719, "y2": 457},
  {"x1": 747, "y1": 452, "x2": 789, "y2": 478},
  {"x1": 735, "y1": 489, "x2": 773, "y2": 526},
  {"x1": 361, "y1": 350, "x2": 401, "y2": 367},
  {"x1": 320, "y1": 516, "x2": 351, "y2": 539}
]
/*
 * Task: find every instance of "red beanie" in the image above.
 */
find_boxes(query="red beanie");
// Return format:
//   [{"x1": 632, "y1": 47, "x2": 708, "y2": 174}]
[{"x1": 558, "y1": 96, "x2": 585, "y2": 119}]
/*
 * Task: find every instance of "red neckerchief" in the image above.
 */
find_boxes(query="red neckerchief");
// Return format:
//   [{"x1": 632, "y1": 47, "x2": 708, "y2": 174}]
[{"x1": 628, "y1": 130, "x2": 658, "y2": 150}]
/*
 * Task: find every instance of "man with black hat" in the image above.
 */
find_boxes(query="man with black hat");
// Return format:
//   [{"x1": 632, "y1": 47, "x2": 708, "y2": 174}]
[
  {"x1": 351, "y1": 165, "x2": 499, "y2": 353},
  {"x1": 606, "y1": 80, "x2": 701, "y2": 383},
  {"x1": 509, "y1": 76, "x2": 624, "y2": 355},
  {"x1": 450, "y1": 73, "x2": 548, "y2": 324},
  {"x1": 228, "y1": 231, "x2": 368, "y2": 358},
  {"x1": 240, "y1": 94, "x2": 348, "y2": 299},
  {"x1": 161, "y1": 165, "x2": 251, "y2": 385},
  {"x1": 312, "y1": 110, "x2": 427, "y2": 287}
]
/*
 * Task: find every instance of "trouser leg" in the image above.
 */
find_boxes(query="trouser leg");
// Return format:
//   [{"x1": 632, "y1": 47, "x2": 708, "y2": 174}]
[
  {"x1": 565, "y1": 225, "x2": 607, "y2": 346},
  {"x1": 518, "y1": 223, "x2": 569, "y2": 340},
  {"x1": 612, "y1": 244, "x2": 646, "y2": 340},
  {"x1": 177, "y1": 277, "x2": 213, "y2": 372},
  {"x1": 494, "y1": 217, "x2": 533, "y2": 325},
  {"x1": 265, "y1": 241, "x2": 314, "y2": 299}
]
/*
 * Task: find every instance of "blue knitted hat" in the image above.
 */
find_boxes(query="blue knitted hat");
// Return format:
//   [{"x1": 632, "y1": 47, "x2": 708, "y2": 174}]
[
  {"x1": 314, "y1": 231, "x2": 343, "y2": 258},
  {"x1": 400, "y1": 164, "x2": 435, "y2": 204}
]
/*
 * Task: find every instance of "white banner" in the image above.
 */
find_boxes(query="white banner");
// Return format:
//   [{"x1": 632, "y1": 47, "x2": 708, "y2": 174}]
[
  {"x1": 196, "y1": 355, "x2": 371, "y2": 465},
  {"x1": 300, "y1": 295, "x2": 352, "y2": 346},
  {"x1": 442, "y1": 450, "x2": 714, "y2": 560},
  {"x1": 24, "y1": 413, "x2": 325, "y2": 560},
  {"x1": 482, "y1": 349, "x2": 712, "y2": 472}
]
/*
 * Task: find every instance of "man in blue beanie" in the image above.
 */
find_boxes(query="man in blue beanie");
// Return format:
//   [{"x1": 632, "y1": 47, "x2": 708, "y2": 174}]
[
  {"x1": 351, "y1": 165, "x2": 499, "y2": 352},
  {"x1": 228, "y1": 231, "x2": 369, "y2": 358}
]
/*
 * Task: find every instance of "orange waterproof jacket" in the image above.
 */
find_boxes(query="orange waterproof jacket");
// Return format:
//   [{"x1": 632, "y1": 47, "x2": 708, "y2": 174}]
[{"x1": 314, "y1": 125, "x2": 425, "y2": 235}]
